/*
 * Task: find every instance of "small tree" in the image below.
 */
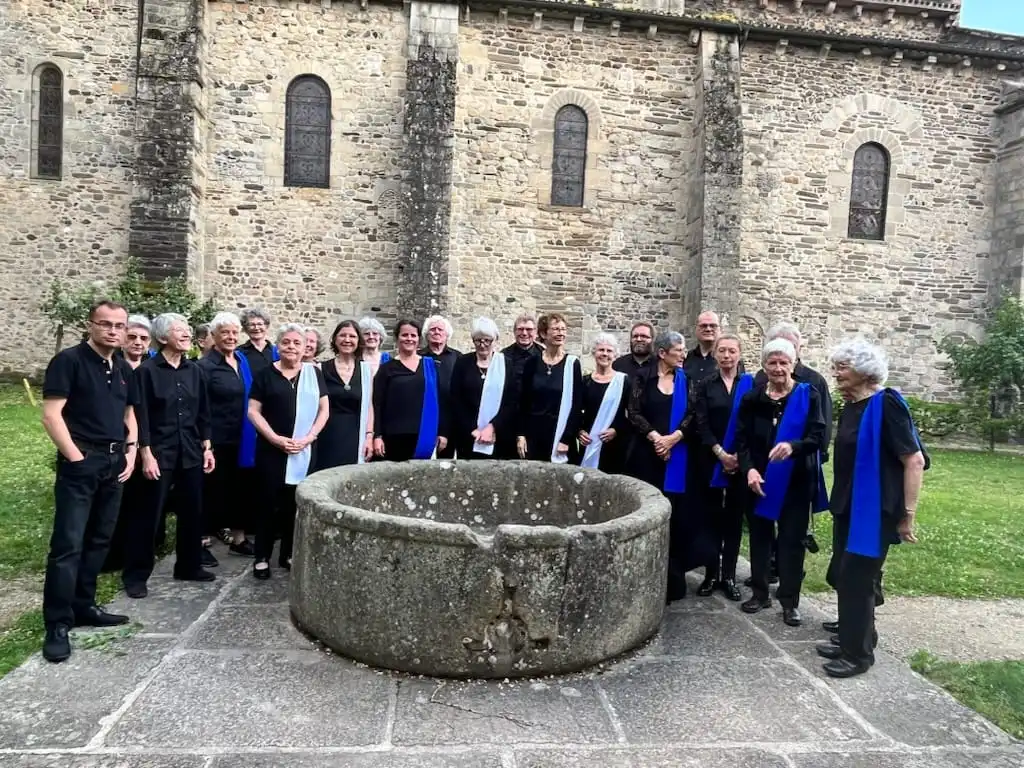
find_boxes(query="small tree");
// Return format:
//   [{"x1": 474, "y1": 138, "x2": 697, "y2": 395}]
[
  {"x1": 40, "y1": 259, "x2": 217, "y2": 355},
  {"x1": 940, "y1": 296, "x2": 1024, "y2": 447}
]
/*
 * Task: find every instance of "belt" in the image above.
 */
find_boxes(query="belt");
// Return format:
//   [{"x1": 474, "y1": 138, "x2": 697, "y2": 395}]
[{"x1": 77, "y1": 440, "x2": 127, "y2": 455}]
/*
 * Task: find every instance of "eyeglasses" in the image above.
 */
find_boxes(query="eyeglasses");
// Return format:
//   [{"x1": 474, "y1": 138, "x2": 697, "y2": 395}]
[
  {"x1": 126, "y1": 334, "x2": 150, "y2": 342},
  {"x1": 472, "y1": 337, "x2": 494, "y2": 345},
  {"x1": 698, "y1": 323, "x2": 719, "y2": 330},
  {"x1": 91, "y1": 321, "x2": 126, "y2": 331}
]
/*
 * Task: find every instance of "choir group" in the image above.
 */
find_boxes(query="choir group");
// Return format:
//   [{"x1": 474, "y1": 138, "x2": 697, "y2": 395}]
[{"x1": 39, "y1": 302, "x2": 927, "y2": 679}]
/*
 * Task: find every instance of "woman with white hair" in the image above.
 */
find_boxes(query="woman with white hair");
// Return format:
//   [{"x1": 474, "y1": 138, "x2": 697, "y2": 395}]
[
  {"x1": 122, "y1": 313, "x2": 216, "y2": 598},
  {"x1": 358, "y1": 316, "x2": 390, "y2": 374},
  {"x1": 815, "y1": 338, "x2": 927, "y2": 678},
  {"x1": 239, "y1": 307, "x2": 278, "y2": 377},
  {"x1": 625, "y1": 330, "x2": 692, "y2": 601},
  {"x1": 197, "y1": 311, "x2": 256, "y2": 557},
  {"x1": 577, "y1": 333, "x2": 628, "y2": 473},
  {"x1": 450, "y1": 318, "x2": 513, "y2": 459},
  {"x1": 734, "y1": 338, "x2": 828, "y2": 626},
  {"x1": 247, "y1": 323, "x2": 329, "y2": 579},
  {"x1": 421, "y1": 315, "x2": 461, "y2": 459},
  {"x1": 120, "y1": 315, "x2": 153, "y2": 368}
]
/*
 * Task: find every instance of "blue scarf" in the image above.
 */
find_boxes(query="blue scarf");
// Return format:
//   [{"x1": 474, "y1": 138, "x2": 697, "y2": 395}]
[
  {"x1": 271, "y1": 345, "x2": 280, "y2": 362},
  {"x1": 381, "y1": 351, "x2": 390, "y2": 364},
  {"x1": 663, "y1": 368, "x2": 688, "y2": 493},
  {"x1": 754, "y1": 383, "x2": 828, "y2": 520},
  {"x1": 848, "y1": 389, "x2": 922, "y2": 558},
  {"x1": 237, "y1": 351, "x2": 257, "y2": 468},
  {"x1": 147, "y1": 349, "x2": 156, "y2": 358},
  {"x1": 413, "y1": 357, "x2": 440, "y2": 460},
  {"x1": 711, "y1": 373, "x2": 755, "y2": 489}
]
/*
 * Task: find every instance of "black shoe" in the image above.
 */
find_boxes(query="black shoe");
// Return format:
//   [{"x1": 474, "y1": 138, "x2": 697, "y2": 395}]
[
  {"x1": 125, "y1": 583, "x2": 148, "y2": 599},
  {"x1": 42, "y1": 623, "x2": 72, "y2": 663},
  {"x1": 174, "y1": 568, "x2": 216, "y2": 582},
  {"x1": 741, "y1": 596, "x2": 771, "y2": 614},
  {"x1": 229, "y1": 540, "x2": 255, "y2": 557},
  {"x1": 253, "y1": 560, "x2": 271, "y2": 580},
  {"x1": 822, "y1": 620, "x2": 840, "y2": 634},
  {"x1": 74, "y1": 607, "x2": 129, "y2": 628},
  {"x1": 697, "y1": 577, "x2": 715, "y2": 597},
  {"x1": 816, "y1": 643, "x2": 844, "y2": 660},
  {"x1": 201, "y1": 549, "x2": 219, "y2": 568},
  {"x1": 823, "y1": 658, "x2": 871, "y2": 678},
  {"x1": 783, "y1": 608, "x2": 802, "y2": 627},
  {"x1": 717, "y1": 579, "x2": 743, "y2": 601}
]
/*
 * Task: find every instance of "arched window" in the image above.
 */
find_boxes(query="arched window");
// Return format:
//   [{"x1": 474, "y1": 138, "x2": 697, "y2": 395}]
[
  {"x1": 848, "y1": 142, "x2": 890, "y2": 241},
  {"x1": 284, "y1": 75, "x2": 331, "y2": 188},
  {"x1": 551, "y1": 104, "x2": 588, "y2": 207},
  {"x1": 33, "y1": 64, "x2": 63, "y2": 180}
]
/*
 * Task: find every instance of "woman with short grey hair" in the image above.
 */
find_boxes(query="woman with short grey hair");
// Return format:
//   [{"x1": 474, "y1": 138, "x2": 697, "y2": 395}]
[
  {"x1": 421, "y1": 315, "x2": 461, "y2": 459},
  {"x1": 358, "y1": 316, "x2": 390, "y2": 374},
  {"x1": 450, "y1": 317, "x2": 512, "y2": 459},
  {"x1": 626, "y1": 330, "x2": 692, "y2": 601},
  {"x1": 239, "y1": 307, "x2": 277, "y2": 377},
  {"x1": 734, "y1": 338, "x2": 827, "y2": 626},
  {"x1": 303, "y1": 326, "x2": 325, "y2": 365},
  {"x1": 577, "y1": 332, "x2": 628, "y2": 473},
  {"x1": 815, "y1": 337, "x2": 927, "y2": 678},
  {"x1": 120, "y1": 315, "x2": 152, "y2": 369},
  {"x1": 122, "y1": 313, "x2": 215, "y2": 598}
]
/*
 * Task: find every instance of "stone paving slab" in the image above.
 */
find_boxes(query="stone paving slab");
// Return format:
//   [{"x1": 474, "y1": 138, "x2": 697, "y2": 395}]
[{"x1": 1, "y1": 562, "x2": 1022, "y2": 766}]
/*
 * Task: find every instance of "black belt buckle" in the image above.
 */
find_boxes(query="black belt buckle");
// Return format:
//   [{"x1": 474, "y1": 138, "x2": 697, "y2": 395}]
[{"x1": 107, "y1": 442, "x2": 123, "y2": 454}]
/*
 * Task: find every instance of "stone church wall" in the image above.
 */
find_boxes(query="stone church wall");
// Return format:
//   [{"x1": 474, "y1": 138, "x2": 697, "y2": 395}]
[
  {"x1": 201, "y1": 0, "x2": 408, "y2": 332},
  {"x1": 450, "y1": 12, "x2": 698, "y2": 353},
  {"x1": 0, "y1": 0, "x2": 139, "y2": 373},
  {"x1": 735, "y1": 43, "x2": 1003, "y2": 396}
]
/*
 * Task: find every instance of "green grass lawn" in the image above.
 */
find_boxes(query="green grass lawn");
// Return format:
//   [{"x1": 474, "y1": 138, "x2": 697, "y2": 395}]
[
  {"x1": 801, "y1": 449, "x2": 1024, "y2": 597},
  {"x1": 911, "y1": 652, "x2": 1024, "y2": 740}
]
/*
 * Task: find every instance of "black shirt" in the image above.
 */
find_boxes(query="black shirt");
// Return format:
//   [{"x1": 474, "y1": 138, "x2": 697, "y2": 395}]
[
  {"x1": 239, "y1": 340, "x2": 276, "y2": 379},
  {"x1": 683, "y1": 346, "x2": 719, "y2": 384},
  {"x1": 755, "y1": 361, "x2": 834, "y2": 460},
  {"x1": 136, "y1": 353, "x2": 212, "y2": 470},
  {"x1": 42, "y1": 340, "x2": 138, "y2": 444},
  {"x1": 373, "y1": 357, "x2": 450, "y2": 439},
  {"x1": 831, "y1": 390, "x2": 923, "y2": 520},
  {"x1": 198, "y1": 350, "x2": 246, "y2": 446},
  {"x1": 501, "y1": 341, "x2": 544, "y2": 392},
  {"x1": 694, "y1": 372, "x2": 749, "y2": 480},
  {"x1": 449, "y1": 352, "x2": 515, "y2": 439},
  {"x1": 612, "y1": 354, "x2": 653, "y2": 379},
  {"x1": 420, "y1": 346, "x2": 461, "y2": 396},
  {"x1": 518, "y1": 355, "x2": 584, "y2": 445},
  {"x1": 734, "y1": 384, "x2": 827, "y2": 483},
  {"x1": 249, "y1": 363, "x2": 329, "y2": 477}
]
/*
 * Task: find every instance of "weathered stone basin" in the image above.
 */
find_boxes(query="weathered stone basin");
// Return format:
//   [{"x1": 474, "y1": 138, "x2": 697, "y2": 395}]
[{"x1": 291, "y1": 460, "x2": 671, "y2": 678}]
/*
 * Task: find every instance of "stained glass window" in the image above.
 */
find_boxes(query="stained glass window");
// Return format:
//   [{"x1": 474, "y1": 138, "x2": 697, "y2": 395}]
[
  {"x1": 36, "y1": 66, "x2": 63, "y2": 180},
  {"x1": 551, "y1": 105, "x2": 588, "y2": 207},
  {"x1": 285, "y1": 76, "x2": 331, "y2": 188},
  {"x1": 848, "y1": 143, "x2": 890, "y2": 241}
]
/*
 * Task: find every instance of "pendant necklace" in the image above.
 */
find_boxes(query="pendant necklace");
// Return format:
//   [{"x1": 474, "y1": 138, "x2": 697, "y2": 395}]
[{"x1": 477, "y1": 365, "x2": 487, "y2": 380}]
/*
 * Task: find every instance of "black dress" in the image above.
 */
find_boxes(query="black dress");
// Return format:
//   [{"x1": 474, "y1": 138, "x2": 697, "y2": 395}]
[
  {"x1": 316, "y1": 360, "x2": 366, "y2": 470},
  {"x1": 517, "y1": 355, "x2": 584, "y2": 462},
  {"x1": 578, "y1": 373, "x2": 628, "y2": 474},
  {"x1": 449, "y1": 352, "x2": 514, "y2": 459},
  {"x1": 372, "y1": 357, "x2": 450, "y2": 462}
]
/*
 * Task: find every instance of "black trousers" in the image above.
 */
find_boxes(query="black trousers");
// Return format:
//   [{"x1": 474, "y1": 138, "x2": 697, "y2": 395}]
[
  {"x1": 666, "y1": 492, "x2": 690, "y2": 599},
  {"x1": 254, "y1": 480, "x2": 297, "y2": 565},
  {"x1": 43, "y1": 452, "x2": 126, "y2": 627},
  {"x1": 102, "y1": 466, "x2": 145, "y2": 573},
  {"x1": 380, "y1": 434, "x2": 420, "y2": 463},
  {"x1": 829, "y1": 514, "x2": 889, "y2": 666},
  {"x1": 202, "y1": 443, "x2": 250, "y2": 533},
  {"x1": 122, "y1": 459, "x2": 203, "y2": 587},
  {"x1": 748, "y1": 494, "x2": 810, "y2": 609},
  {"x1": 704, "y1": 485, "x2": 745, "y2": 582}
]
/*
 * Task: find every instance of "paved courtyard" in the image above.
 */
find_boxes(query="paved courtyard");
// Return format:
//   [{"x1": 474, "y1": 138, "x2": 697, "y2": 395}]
[{"x1": 0, "y1": 543, "x2": 1021, "y2": 767}]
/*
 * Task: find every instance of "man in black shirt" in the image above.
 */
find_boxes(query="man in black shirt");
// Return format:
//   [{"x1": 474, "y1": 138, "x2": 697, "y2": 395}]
[
  {"x1": 683, "y1": 310, "x2": 729, "y2": 383},
  {"x1": 40, "y1": 301, "x2": 139, "y2": 663},
  {"x1": 612, "y1": 321, "x2": 654, "y2": 378},
  {"x1": 499, "y1": 314, "x2": 544, "y2": 458},
  {"x1": 420, "y1": 315, "x2": 461, "y2": 458},
  {"x1": 239, "y1": 308, "x2": 277, "y2": 377}
]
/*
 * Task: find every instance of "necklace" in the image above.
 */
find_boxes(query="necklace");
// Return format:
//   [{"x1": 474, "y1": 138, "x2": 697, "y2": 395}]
[
  {"x1": 335, "y1": 358, "x2": 355, "y2": 390},
  {"x1": 543, "y1": 353, "x2": 563, "y2": 375}
]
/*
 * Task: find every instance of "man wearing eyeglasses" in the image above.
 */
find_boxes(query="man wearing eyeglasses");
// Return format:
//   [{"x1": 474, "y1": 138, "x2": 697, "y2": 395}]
[
  {"x1": 613, "y1": 321, "x2": 655, "y2": 377},
  {"x1": 684, "y1": 310, "x2": 743, "y2": 382},
  {"x1": 39, "y1": 301, "x2": 139, "y2": 663}
]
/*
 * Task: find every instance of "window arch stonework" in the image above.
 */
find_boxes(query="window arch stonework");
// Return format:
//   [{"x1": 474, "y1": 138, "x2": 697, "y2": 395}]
[
  {"x1": 284, "y1": 75, "x2": 331, "y2": 188},
  {"x1": 551, "y1": 105, "x2": 588, "y2": 207},
  {"x1": 532, "y1": 90, "x2": 605, "y2": 209},
  {"x1": 33, "y1": 64, "x2": 63, "y2": 180}
]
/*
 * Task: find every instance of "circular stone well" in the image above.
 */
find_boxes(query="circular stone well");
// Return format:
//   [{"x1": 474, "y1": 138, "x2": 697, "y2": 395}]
[{"x1": 291, "y1": 460, "x2": 671, "y2": 678}]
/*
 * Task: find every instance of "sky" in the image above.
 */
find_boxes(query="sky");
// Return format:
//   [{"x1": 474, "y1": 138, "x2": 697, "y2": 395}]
[{"x1": 959, "y1": 0, "x2": 1024, "y2": 35}]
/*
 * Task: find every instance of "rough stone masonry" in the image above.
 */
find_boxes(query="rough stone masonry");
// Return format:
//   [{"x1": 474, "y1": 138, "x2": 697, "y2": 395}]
[{"x1": 2, "y1": 0, "x2": 1024, "y2": 396}]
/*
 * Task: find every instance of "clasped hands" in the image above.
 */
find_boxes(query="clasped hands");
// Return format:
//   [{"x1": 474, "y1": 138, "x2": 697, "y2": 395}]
[{"x1": 647, "y1": 430, "x2": 681, "y2": 461}]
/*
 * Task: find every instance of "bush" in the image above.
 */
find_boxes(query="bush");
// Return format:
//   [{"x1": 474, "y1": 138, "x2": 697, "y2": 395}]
[{"x1": 40, "y1": 259, "x2": 217, "y2": 356}]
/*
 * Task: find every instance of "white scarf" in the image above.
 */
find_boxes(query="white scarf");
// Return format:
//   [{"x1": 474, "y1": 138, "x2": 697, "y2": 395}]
[
  {"x1": 581, "y1": 371, "x2": 626, "y2": 469},
  {"x1": 551, "y1": 355, "x2": 578, "y2": 464},
  {"x1": 285, "y1": 362, "x2": 320, "y2": 485},
  {"x1": 473, "y1": 352, "x2": 506, "y2": 455},
  {"x1": 356, "y1": 361, "x2": 372, "y2": 465}
]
